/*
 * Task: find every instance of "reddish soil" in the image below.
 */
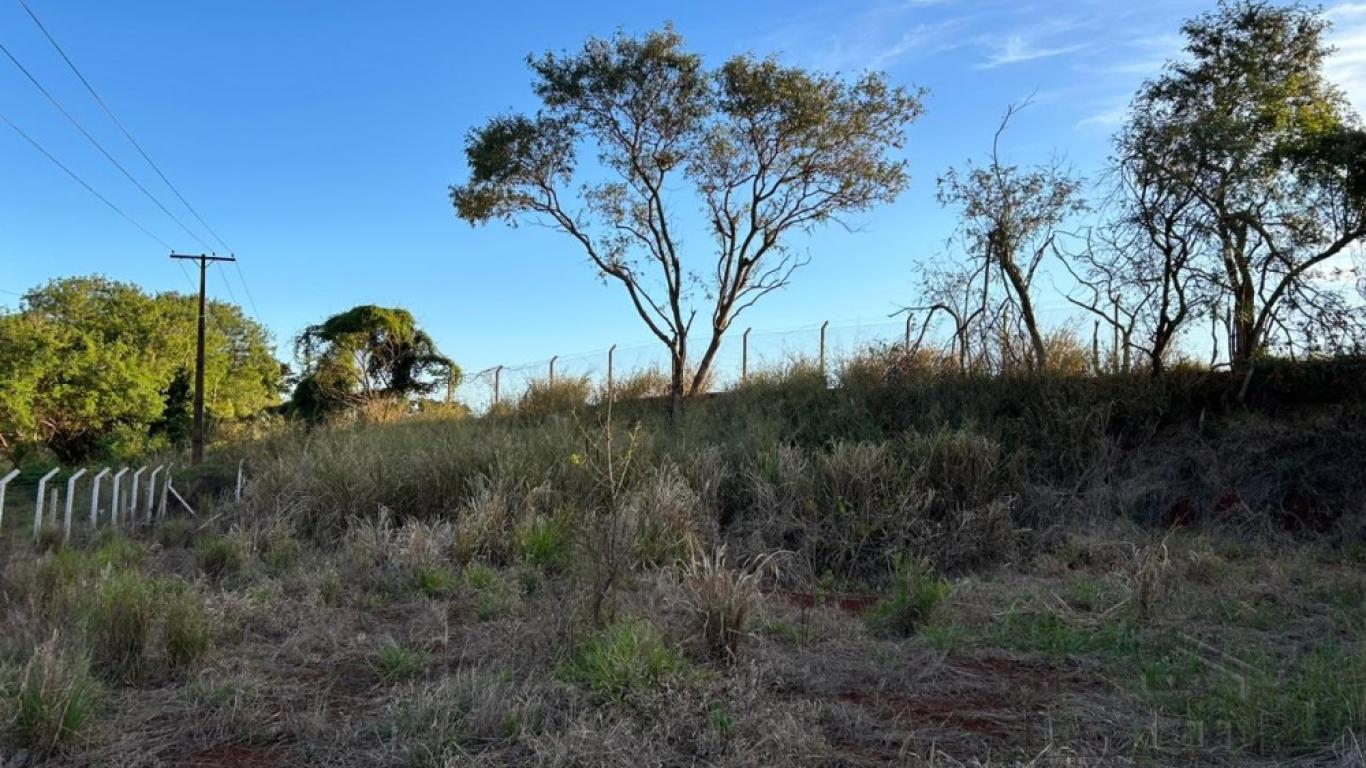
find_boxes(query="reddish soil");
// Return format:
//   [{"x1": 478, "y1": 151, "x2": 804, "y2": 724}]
[
  {"x1": 838, "y1": 689, "x2": 1012, "y2": 740},
  {"x1": 771, "y1": 589, "x2": 880, "y2": 615},
  {"x1": 178, "y1": 744, "x2": 288, "y2": 768}
]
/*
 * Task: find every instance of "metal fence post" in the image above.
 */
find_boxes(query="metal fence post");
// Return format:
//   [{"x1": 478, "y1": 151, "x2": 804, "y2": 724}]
[
  {"x1": 742, "y1": 327, "x2": 752, "y2": 383},
  {"x1": 607, "y1": 344, "x2": 617, "y2": 403},
  {"x1": 33, "y1": 467, "x2": 60, "y2": 542},
  {"x1": 89, "y1": 468, "x2": 110, "y2": 528},
  {"x1": 0, "y1": 468, "x2": 18, "y2": 532},
  {"x1": 111, "y1": 467, "x2": 128, "y2": 527},
  {"x1": 549, "y1": 355, "x2": 558, "y2": 386},
  {"x1": 63, "y1": 468, "x2": 87, "y2": 540}
]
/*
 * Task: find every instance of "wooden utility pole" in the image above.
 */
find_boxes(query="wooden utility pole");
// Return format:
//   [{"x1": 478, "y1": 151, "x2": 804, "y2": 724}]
[{"x1": 170, "y1": 252, "x2": 236, "y2": 465}]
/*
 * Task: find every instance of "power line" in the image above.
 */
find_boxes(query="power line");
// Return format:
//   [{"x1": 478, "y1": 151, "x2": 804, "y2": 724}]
[
  {"x1": 1, "y1": 111, "x2": 173, "y2": 250},
  {"x1": 16, "y1": 0, "x2": 267, "y2": 326},
  {"x1": 0, "y1": 38, "x2": 212, "y2": 252}
]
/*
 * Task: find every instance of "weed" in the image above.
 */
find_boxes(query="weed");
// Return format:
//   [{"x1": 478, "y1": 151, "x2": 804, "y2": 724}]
[
  {"x1": 558, "y1": 618, "x2": 685, "y2": 701},
  {"x1": 194, "y1": 533, "x2": 249, "y2": 580},
  {"x1": 413, "y1": 563, "x2": 458, "y2": 597},
  {"x1": 865, "y1": 557, "x2": 952, "y2": 638},
  {"x1": 8, "y1": 634, "x2": 100, "y2": 755},
  {"x1": 680, "y1": 546, "x2": 780, "y2": 660},
  {"x1": 513, "y1": 515, "x2": 567, "y2": 567},
  {"x1": 260, "y1": 524, "x2": 302, "y2": 574},
  {"x1": 162, "y1": 587, "x2": 211, "y2": 674},
  {"x1": 316, "y1": 566, "x2": 343, "y2": 607},
  {"x1": 94, "y1": 536, "x2": 145, "y2": 570},
  {"x1": 990, "y1": 605, "x2": 1143, "y2": 657},
  {"x1": 81, "y1": 571, "x2": 158, "y2": 681},
  {"x1": 372, "y1": 641, "x2": 429, "y2": 683},
  {"x1": 154, "y1": 519, "x2": 196, "y2": 549}
]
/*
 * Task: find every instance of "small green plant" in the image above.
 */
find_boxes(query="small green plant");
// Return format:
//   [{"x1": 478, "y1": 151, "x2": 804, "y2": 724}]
[
  {"x1": 81, "y1": 571, "x2": 158, "y2": 681},
  {"x1": 261, "y1": 525, "x2": 302, "y2": 574},
  {"x1": 412, "y1": 563, "x2": 458, "y2": 597},
  {"x1": 514, "y1": 515, "x2": 567, "y2": 566},
  {"x1": 990, "y1": 606, "x2": 1143, "y2": 657},
  {"x1": 162, "y1": 587, "x2": 211, "y2": 674},
  {"x1": 154, "y1": 519, "x2": 196, "y2": 549},
  {"x1": 194, "y1": 533, "x2": 248, "y2": 580},
  {"x1": 9, "y1": 635, "x2": 101, "y2": 755},
  {"x1": 865, "y1": 557, "x2": 952, "y2": 638},
  {"x1": 372, "y1": 641, "x2": 429, "y2": 683},
  {"x1": 316, "y1": 566, "x2": 343, "y2": 607},
  {"x1": 558, "y1": 618, "x2": 685, "y2": 701},
  {"x1": 462, "y1": 564, "x2": 518, "y2": 622},
  {"x1": 94, "y1": 536, "x2": 145, "y2": 570}
]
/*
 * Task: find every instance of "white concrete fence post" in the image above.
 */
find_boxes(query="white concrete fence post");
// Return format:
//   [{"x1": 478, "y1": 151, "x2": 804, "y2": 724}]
[
  {"x1": 235, "y1": 459, "x2": 244, "y2": 502},
  {"x1": 0, "y1": 468, "x2": 19, "y2": 532},
  {"x1": 145, "y1": 465, "x2": 163, "y2": 524},
  {"x1": 157, "y1": 464, "x2": 172, "y2": 519},
  {"x1": 129, "y1": 466, "x2": 147, "y2": 522},
  {"x1": 63, "y1": 468, "x2": 87, "y2": 541},
  {"x1": 110, "y1": 467, "x2": 128, "y2": 527},
  {"x1": 89, "y1": 468, "x2": 110, "y2": 528},
  {"x1": 33, "y1": 467, "x2": 60, "y2": 542}
]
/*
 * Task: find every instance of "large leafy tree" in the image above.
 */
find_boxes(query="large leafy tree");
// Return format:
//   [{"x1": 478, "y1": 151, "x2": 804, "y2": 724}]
[
  {"x1": 1124, "y1": 0, "x2": 1366, "y2": 366},
  {"x1": 451, "y1": 26, "x2": 922, "y2": 411},
  {"x1": 288, "y1": 305, "x2": 457, "y2": 421},
  {"x1": 0, "y1": 276, "x2": 282, "y2": 462}
]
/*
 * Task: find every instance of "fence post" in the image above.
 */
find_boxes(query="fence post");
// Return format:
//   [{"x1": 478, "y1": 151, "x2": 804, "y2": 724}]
[
  {"x1": 742, "y1": 327, "x2": 752, "y2": 383},
  {"x1": 33, "y1": 467, "x2": 60, "y2": 542},
  {"x1": 63, "y1": 468, "x2": 87, "y2": 541},
  {"x1": 129, "y1": 466, "x2": 147, "y2": 520},
  {"x1": 493, "y1": 366, "x2": 503, "y2": 408},
  {"x1": 819, "y1": 321, "x2": 830, "y2": 376},
  {"x1": 235, "y1": 459, "x2": 245, "y2": 502},
  {"x1": 111, "y1": 467, "x2": 128, "y2": 527},
  {"x1": 607, "y1": 344, "x2": 617, "y2": 403},
  {"x1": 158, "y1": 465, "x2": 172, "y2": 519},
  {"x1": 549, "y1": 356, "x2": 558, "y2": 386},
  {"x1": 89, "y1": 468, "x2": 110, "y2": 528},
  {"x1": 0, "y1": 468, "x2": 18, "y2": 532},
  {"x1": 904, "y1": 313, "x2": 914, "y2": 351},
  {"x1": 146, "y1": 466, "x2": 163, "y2": 524}
]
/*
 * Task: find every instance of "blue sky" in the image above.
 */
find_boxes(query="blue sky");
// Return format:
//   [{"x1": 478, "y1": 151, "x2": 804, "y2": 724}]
[{"x1": 2, "y1": 0, "x2": 1364, "y2": 388}]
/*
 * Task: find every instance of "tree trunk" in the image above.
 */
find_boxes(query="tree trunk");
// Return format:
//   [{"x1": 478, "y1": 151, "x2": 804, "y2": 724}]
[{"x1": 668, "y1": 341, "x2": 686, "y2": 420}]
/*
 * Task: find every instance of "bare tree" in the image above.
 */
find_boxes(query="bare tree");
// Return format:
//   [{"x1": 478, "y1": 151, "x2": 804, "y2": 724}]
[
  {"x1": 931, "y1": 102, "x2": 1084, "y2": 372},
  {"x1": 451, "y1": 28, "x2": 923, "y2": 413}
]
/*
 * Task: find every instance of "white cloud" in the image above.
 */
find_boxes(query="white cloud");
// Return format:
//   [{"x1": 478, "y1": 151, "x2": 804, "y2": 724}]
[{"x1": 978, "y1": 34, "x2": 1089, "y2": 69}]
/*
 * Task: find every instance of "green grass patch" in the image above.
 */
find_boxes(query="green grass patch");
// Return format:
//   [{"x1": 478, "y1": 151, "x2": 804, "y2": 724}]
[
  {"x1": 558, "y1": 618, "x2": 685, "y2": 701},
  {"x1": 372, "y1": 642, "x2": 429, "y2": 683},
  {"x1": 864, "y1": 557, "x2": 952, "y2": 638},
  {"x1": 6, "y1": 638, "x2": 101, "y2": 755},
  {"x1": 194, "y1": 533, "x2": 249, "y2": 580}
]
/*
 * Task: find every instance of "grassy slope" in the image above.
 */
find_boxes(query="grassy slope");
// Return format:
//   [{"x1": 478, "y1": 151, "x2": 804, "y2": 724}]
[{"x1": 1, "y1": 360, "x2": 1365, "y2": 766}]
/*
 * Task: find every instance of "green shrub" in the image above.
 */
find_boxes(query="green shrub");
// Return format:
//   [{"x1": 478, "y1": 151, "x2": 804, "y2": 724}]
[
  {"x1": 865, "y1": 557, "x2": 952, "y2": 638},
  {"x1": 94, "y1": 536, "x2": 145, "y2": 570},
  {"x1": 8, "y1": 636, "x2": 101, "y2": 755},
  {"x1": 372, "y1": 642, "x2": 428, "y2": 683},
  {"x1": 194, "y1": 533, "x2": 249, "y2": 580},
  {"x1": 558, "y1": 619, "x2": 684, "y2": 701}
]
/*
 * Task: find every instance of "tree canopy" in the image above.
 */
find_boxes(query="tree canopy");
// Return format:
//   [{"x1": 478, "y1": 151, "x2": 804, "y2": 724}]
[
  {"x1": 288, "y1": 305, "x2": 457, "y2": 421},
  {"x1": 0, "y1": 276, "x2": 282, "y2": 463},
  {"x1": 452, "y1": 26, "x2": 922, "y2": 409}
]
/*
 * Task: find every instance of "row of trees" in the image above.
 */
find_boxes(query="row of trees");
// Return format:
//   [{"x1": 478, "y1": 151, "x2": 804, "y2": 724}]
[
  {"x1": 0, "y1": 277, "x2": 456, "y2": 464},
  {"x1": 452, "y1": 1, "x2": 1366, "y2": 402}
]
